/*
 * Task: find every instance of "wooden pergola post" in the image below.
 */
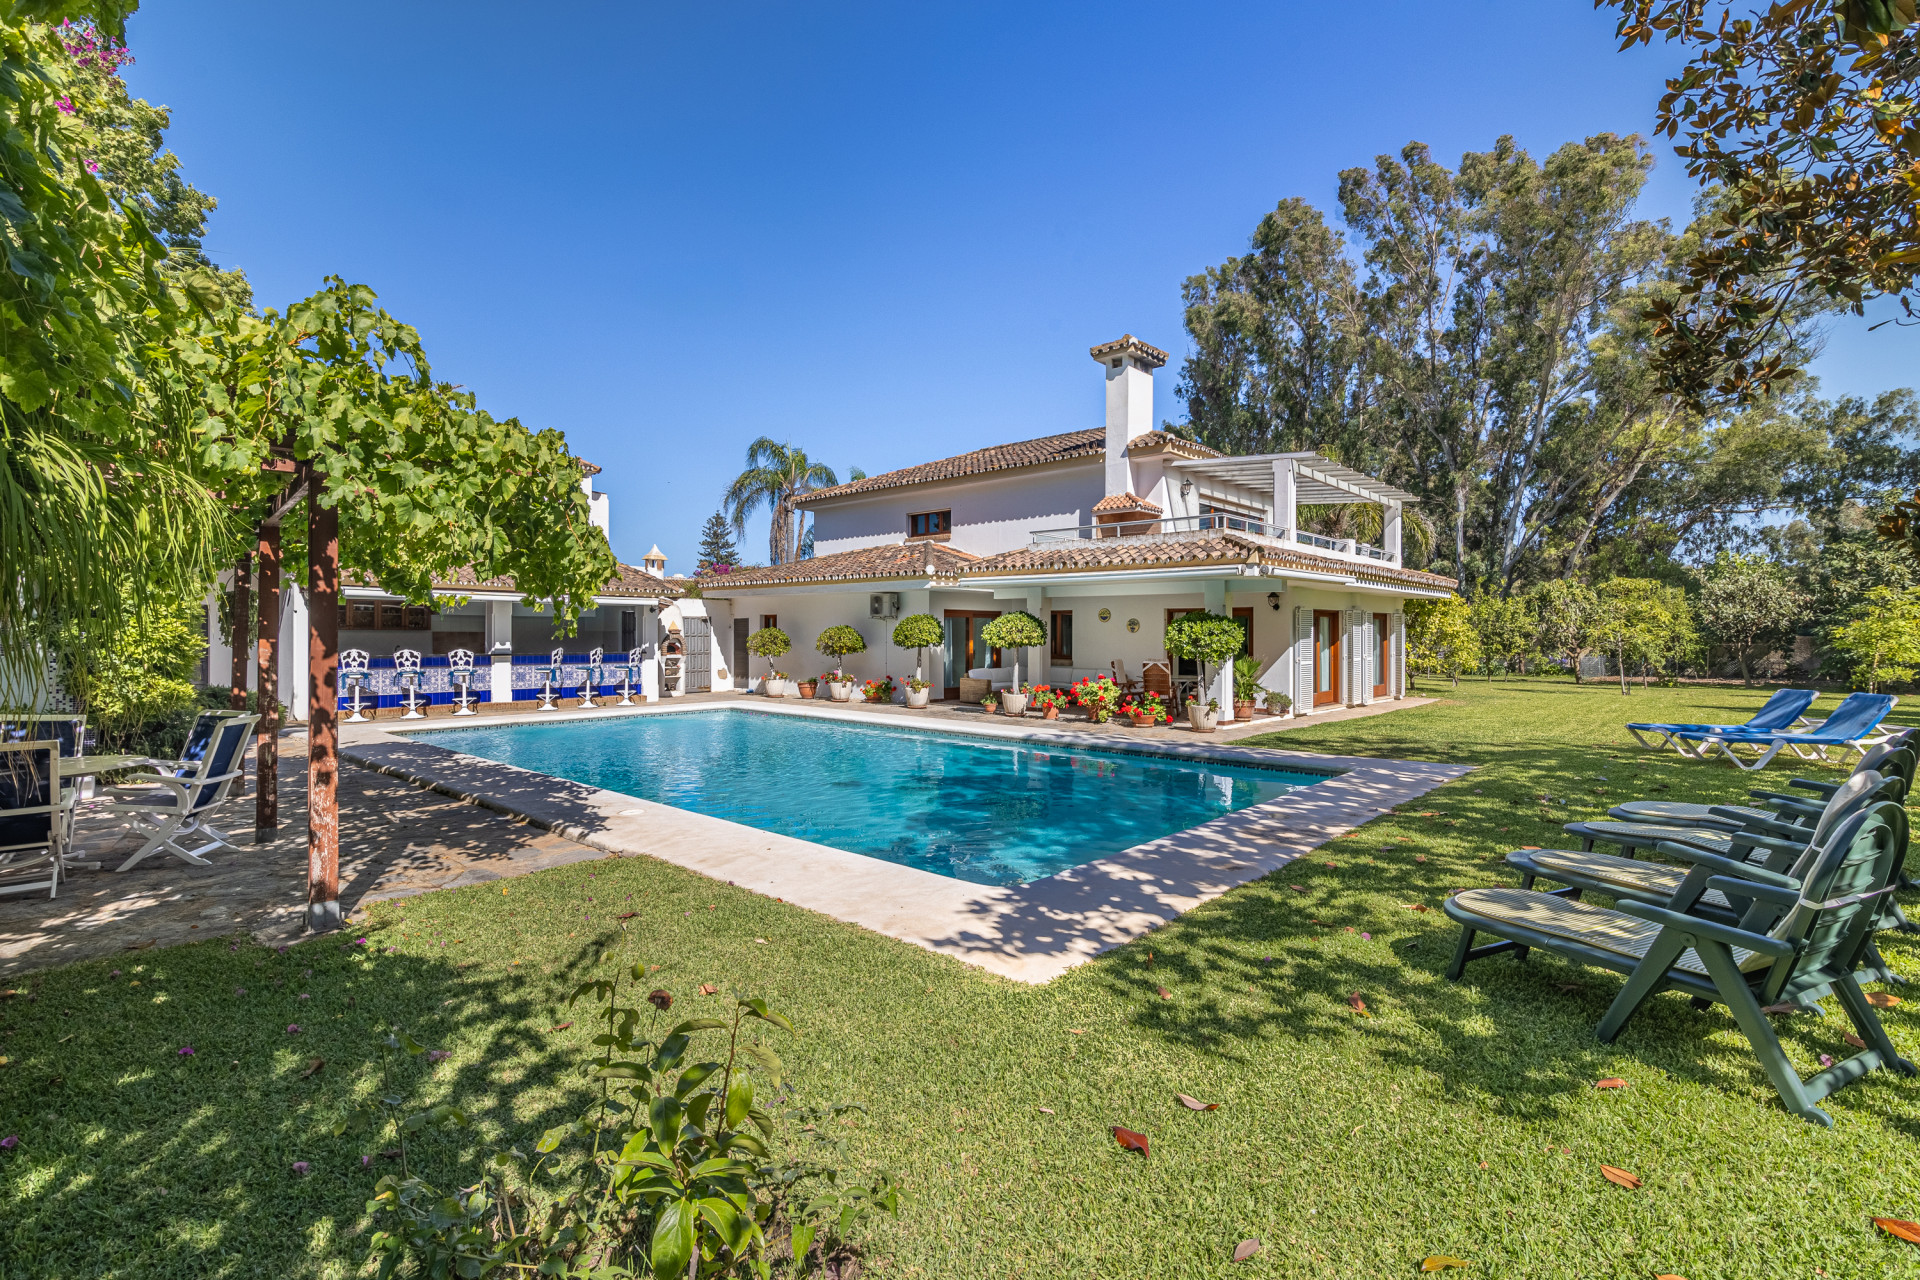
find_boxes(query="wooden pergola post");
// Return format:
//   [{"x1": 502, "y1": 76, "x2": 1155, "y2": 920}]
[
  {"x1": 255, "y1": 518, "x2": 282, "y2": 841},
  {"x1": 306, "y1": 470, "x2": 342, "y2": 932},
  {"x1": 228, "y1": 553, "x2": 251, "y2": 709}
]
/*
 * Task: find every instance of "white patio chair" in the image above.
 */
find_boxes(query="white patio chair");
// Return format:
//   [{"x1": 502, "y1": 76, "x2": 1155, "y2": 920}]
[
  {"x1": 448, "y1": 649, "x2": 479, "y2": 716},
  {"x1": 1111, "y1": 659, "x2": 1143, "y2": 694},
  {"x1": 394, "y1": 648, "x2": 427, "y2": 719},
  {"x1": 341, "y1": 649, "x2": 373, "y2": 722},
  {"x1": 0, "y1": 740, "x2": 65, "y2": 898},
  {"x1": 617, "y1": 646, "x2": 643, "y2": 706},
  {"x1": 104, "y1": 713, "x2": 259, "y2": 871},
  {"x1": 581, "y1": 646, "x2": 605, "y2": 709},
  {"x1": 537, "y1": 648, "x2": 565, "y2": 711}
]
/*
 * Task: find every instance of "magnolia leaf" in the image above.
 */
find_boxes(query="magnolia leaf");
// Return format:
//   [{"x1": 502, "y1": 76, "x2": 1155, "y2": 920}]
[
  {"x1": 1112, "y1": 1126, "x2": 1149, "y2": 1157},
  {"x1": 1289, "y1": 884, "x2": 1309, "y2": 892},
  {"x1": 549, "y1": 1022, "x2": 572, "y2": 1033},
  {"x1": 698, "y1": 983, "x2": 719, "y2": 996},
  {"x1": 1175, "y1": 1093, "x2": 1219, "y2": 1111},
  {"x1": 1232, "y1": 1239, "x2": 1261, "y2": 1262},
  {"x1": 1761, "y1": 1002, "x2": 1799, "y2": 1014},
  {"x1": 1593, "y1": 1078, "x2": 1628, "y2": 1090},
  {"x1": 1600, "y1": 1164, "x2": 1642, "y2": 1190},
  {"x1": 1347, "y1": 993, "x2": 1371, "y2": 1016},
  {"x1": 1067, "y1": 1028, "x2": 1087, "y2": 1035},
  {"x1": 1874, "y1": 1217, "x2": 1920, "y2": 1244},
  {"x1": 1156, "y1": 986, "x2": 1173, "y2": 1001},
  {"x1": 1844, "y1": 1033, "x2": 1869, "y2": 1049},
  {"x1": 302, "y1": 1057, "x2": 325, "y2": 1079},
  {"x1": 1421, "y1": 1257, "x2": 1468, "y2": 1271},
  {"x1": 1866, "y1": 992, "x2": 1902, "y2": 1008},
  {"x1": 1038, "y1": 1106, "x2": 1055, "y2": 1114}
]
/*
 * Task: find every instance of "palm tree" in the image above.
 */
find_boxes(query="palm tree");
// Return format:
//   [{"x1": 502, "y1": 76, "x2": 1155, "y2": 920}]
[{"x1": 722, "y1": 439, "x2": 839, "y2": 565}]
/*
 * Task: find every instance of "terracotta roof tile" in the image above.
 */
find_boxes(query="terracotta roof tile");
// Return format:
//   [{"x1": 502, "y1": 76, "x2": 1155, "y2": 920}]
[
  {"x1": 698, "y1": 541, "x2": 980, "y2": 589},
  {"x1": 346, "y1": 561, "x2": 682, "y2": 599},
  {"x1": 1091, "y1": 492, "x2": 1163, "y2": 514},
  {"x1": 959, "y1": 534, "x2": 1458, "y2": 591},
  {"x1": 1124, "y1": 429, "x2": 1220, "y2": 459},
  {"x1": 798, "y1": 429, "x2": 1105, "y2": 503},
  {"x1": 1088, "y1": 334, "x2": 1169, "y2": 369}
]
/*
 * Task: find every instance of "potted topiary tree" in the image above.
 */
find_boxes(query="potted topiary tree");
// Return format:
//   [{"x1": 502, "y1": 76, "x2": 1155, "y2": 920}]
[
  {"x1": 1232, "y1": 656, "x2": 1264, "y2": 719},
  {"x1": 979, "y1": 610, "x2": 1046, "y2": 716},
  {"x1": 892, "y1": 613, "x2": 944, "y2": 709},
  {"x1": 746, "y1": 626, "x2": 792, "y2": 698},
  {"x1": 1165, "y1": 611, "x2": 1247, "y2": 733},
  {"x1": 815, "y1": 624, "x2": 867, "y2": 701}
]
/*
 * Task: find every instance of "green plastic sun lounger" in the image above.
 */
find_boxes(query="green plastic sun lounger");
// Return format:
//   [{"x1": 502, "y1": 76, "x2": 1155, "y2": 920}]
[
  {"x1": 1608, "y1": 737, "x2": 1916, "y2": 830},
  {"x1": 1509, "y1": 771, "x2": 1908, "y2": 983},
  {"x1": 1447, "y1": 802, "x2": 1914, "y2": 1126}
]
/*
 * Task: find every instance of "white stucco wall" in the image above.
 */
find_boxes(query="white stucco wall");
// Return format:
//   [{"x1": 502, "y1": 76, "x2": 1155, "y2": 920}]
[{"x1": 807, "y1": 461, "x2": 1106, "y2": 559}]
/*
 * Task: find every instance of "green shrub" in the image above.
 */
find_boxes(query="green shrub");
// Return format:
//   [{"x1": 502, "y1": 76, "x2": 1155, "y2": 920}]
[
  {"x1": 892, "y1": 613, "x2": 944, "y2": 685},
  {"x1": 979, "y1": 611, "x2": 1046, "y2": 685},
  {"x1": 746, "y1": 626, "x2": 792, "y2": 677},
  {"x1": 1164, "y1": 611, "x2": 1245, "y2": 707},
  {"x1": 56, "y1": 593, "x2": 206, "y2": 751},
  {"x1": 814, "y1": 625, "x2": 867, "y2": 677}
]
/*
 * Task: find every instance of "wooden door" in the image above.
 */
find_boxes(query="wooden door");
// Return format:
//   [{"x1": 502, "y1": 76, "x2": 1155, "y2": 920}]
[
  {"x1": 1372, "y1": 612, "x2": 1390, "y2": 699},
  {"x1": 1312, "y1": 609, "x2": 1341, "y2": 707}
]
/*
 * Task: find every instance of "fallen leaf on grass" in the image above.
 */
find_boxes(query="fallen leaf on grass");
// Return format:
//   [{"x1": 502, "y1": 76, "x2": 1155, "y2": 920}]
[
  {"x1": 1232, "y1": 1239, "x2": 1261, "y2": 1262},
  {"x1": 1593, "y1": 1078, "x2": 1628, "y2": 1090},
  {"x1": 616, "y1": 912, "x2": 637, "y2": 920},
  {"x1": 698, "y1": 983, "x2": 719, "y2": 996},
  {"x1": 1421, "y1": 1258, "x2": 1469, "y2": 1272},
  {"x1": 549, "y1": 1021, "x2": 573, "y2": 1033},
  {"x1": 1600, "y1": 1165, "x2": 1642, "y2": 1190},
  {"x1": 1402, "y1": 903, "x2": 1430, "y2": 912},
  {"x1": 1175, "y1": 1093, "x2": 1219, "y2": 1111},
  {"x1": 753, "y1": 938, "x2": 769, "y2": 945},
  {"x1": 1761, "y1": 1002, "x2": 1799, "y2": 1014},
  {"x1": 1866, "y1": 992, "x2": 1902, "y2": 1008},
  {"x1": 1654, "y1": 1275, "x2": 1689, "y2": 1279},
  {"x1": 1347, "y1": 993, "x2": 1371, "y2": 1017},
  {"x1": 56, "y1": 1034, "x2": 73, "y2": 1044},
  {"x1": 1289, "y1": 884, "x2": 1308, "y2": 892},
  {"x1": 123, "y1": 939, "x2": 155, "y2": 951},
  {"x1": 1844, "y1": 1033, "x2": 1868, "y2": 1050},
  {"x1": 1556, "y1": 983, "x2": 1584, "y2": 994},
  {"x1": 1111, "y1": 1126, "x2": 1149, "y2": 1157},
  {"x1": 302, "y1": 1057, "x2": 324, "y2": 1079},
  {"x1": 1414, "y1": 855, "x2": 1427, "y2": 863},
  {"x1": 1067, "y1": 1028, "x2": 1087, "y2": 1035},
  {"x1": 1874, "y1": 1217, "x2": 1920, "y2": 1244},
  {"x1": 1037, "y1": 1106, "x2": 1055, "y2": 1114},
  {"x1": 1156, "y1": 986, "x2": 1173, "y2": 1000}
]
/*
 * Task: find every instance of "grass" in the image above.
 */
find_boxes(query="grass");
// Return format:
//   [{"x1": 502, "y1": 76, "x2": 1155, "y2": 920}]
[{"x1": 4, "y1": 676, "x2": 1920, "y2": 1278}]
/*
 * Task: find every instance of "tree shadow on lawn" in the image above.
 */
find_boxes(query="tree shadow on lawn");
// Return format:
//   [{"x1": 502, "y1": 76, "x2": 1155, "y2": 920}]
[
  {"x1": 0, "y1": 926, "x2": 651, "y2": 1278},
  {"x1": 1080, "y1": 868, "x2": 1920, "y2": 1141}
]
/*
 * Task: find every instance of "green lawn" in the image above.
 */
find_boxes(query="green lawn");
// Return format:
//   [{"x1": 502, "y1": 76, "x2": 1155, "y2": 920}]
[{"x1": 5, "y1": 678, "x2": 1920, "y2": 1278}]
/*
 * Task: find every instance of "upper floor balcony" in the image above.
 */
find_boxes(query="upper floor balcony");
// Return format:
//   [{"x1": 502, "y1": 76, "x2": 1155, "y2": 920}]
[{"x1": 1028, "y1": 512, "x2": 1401, "y2": 566}]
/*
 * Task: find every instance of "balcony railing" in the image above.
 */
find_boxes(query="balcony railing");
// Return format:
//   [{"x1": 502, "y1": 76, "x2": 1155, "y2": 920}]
[{"x1": 1028, "y1": 514, "x2": 1397, "y2": 564}]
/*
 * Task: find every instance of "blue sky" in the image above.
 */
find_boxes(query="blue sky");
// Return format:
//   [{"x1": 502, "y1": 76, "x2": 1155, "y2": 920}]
[{"x1": 124, "y1": 1, "x2": 1919, "y2": 572}]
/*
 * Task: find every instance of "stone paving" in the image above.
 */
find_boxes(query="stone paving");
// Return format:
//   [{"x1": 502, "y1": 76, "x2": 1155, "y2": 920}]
[{"x1": 0, "y1": 734, "x2": 604, "y2": 977}]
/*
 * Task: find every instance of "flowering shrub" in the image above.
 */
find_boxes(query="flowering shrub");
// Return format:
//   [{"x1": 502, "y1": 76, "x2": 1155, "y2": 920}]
[
  {"x1": 1121, "y1": 691, "x2": 1168, "y2": 722},
  {"x1": 1070, "y1": 675, "x2": 1123, "y2": 721},
  {"x1": 862, "y1": 676, "x2": 894, "y2": 703},
  {"x1": 906, "y1": 675, "x2": 931, "y2": 691},
  {"x1": 1027, "y1": 684, "x2": 1064, "y2": 712}
]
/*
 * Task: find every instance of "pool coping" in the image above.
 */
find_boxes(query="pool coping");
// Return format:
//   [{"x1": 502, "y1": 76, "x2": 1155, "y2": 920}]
[{"x1": 340, "y1": 699, "x2": 1470, "y2": 983}]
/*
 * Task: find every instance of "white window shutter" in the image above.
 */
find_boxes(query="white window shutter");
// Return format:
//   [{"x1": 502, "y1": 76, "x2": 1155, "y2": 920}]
[
  {"x1": 1293, "y1": 606, "x2": 1312, "y2": 713},
  {"x1": 1343, "y1": 609, "x2": 1361, "y2": 706}
]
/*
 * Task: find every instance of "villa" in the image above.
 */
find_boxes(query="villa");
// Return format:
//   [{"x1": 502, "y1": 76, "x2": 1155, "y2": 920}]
[{"x1": 700, "y1": 335, "x2": 1457, "y2": 722}]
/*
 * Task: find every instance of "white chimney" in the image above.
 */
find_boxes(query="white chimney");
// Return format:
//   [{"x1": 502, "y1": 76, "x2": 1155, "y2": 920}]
[{"x1": 1089, "y1": 334, "x2": 1167, "y2": 497}]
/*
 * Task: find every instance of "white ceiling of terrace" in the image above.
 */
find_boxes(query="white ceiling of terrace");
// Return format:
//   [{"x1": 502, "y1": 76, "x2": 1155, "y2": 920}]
[{"x1": 1168, "y1": 452, "x2": 1418, "y2": 505}]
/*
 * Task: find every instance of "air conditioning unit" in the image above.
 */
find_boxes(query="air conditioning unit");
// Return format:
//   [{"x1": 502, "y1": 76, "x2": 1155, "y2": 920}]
[{"x1": 869, "y1": 592, "x2": 900, "y2": 619}]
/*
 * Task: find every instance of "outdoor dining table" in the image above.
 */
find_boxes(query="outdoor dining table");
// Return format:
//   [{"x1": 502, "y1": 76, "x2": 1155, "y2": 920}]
[{"x1": 49, "y1": 754, "x2": 149, "y2": 872}]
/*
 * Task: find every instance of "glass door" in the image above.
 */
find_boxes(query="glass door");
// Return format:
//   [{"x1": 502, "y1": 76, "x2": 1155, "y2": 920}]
[
  {"x1": 942, "y1": 611, "x2": 1001, "y2": 699},
  {"x1": 1313, "y1": 610, "x2": 1341, "y2": 707}
]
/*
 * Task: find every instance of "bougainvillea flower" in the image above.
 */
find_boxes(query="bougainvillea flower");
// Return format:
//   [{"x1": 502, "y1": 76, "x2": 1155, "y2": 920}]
[
  {"x1": 291, "y1": 1161, "x2": 309, "y2": 1175},
  {"x1": 286, "y1": 1024, "x2": 301, "y2": 1034},
  {"x1": 427, "y1": 1049, "x2": 450, "y2": 1062},
  {"x1": 0, "y1": 1136, "x2": 18, "y2": 1149},
  {"x1": 177, "y1": 1046, "x2": 194, "y2": 1056}
]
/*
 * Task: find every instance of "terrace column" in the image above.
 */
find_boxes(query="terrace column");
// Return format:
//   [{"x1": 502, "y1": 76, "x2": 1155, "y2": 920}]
[
  {"x1": 486, "y1": 600, "x2": 514, "y2": 703},
  {"x1": 1026, "y1": 587, "x2": 1049, "y2": 688},
  {"x1": 1204, "y1": 579, "x2": 1234, "y2": 723},
  {"x1": 1383, "y1": 502, "x2": 1403, "y2": 564},
  {"x1": 1271, "y1": 458, "x2": 1298, "y2": 540}
]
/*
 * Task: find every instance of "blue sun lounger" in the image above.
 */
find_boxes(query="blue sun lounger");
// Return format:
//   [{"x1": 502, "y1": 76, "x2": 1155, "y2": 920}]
[
  {"x1": 1689, "y1": 692, "x2": 1899, "y2": 772},
  {"x1": 1626, "y1": 688, "x2": 1817, "y2": 756}
]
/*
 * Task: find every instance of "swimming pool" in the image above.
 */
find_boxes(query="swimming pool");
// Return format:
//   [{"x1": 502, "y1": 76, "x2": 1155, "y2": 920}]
[{"x1": 413, "y1": 709, "x2": 1328, "y2": 886}]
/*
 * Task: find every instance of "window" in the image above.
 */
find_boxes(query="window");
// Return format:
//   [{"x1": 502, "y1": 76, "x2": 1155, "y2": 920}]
[
  {"x1": 1199, "y1": 502, "x2": 1261, "y2": 533},
  {"x1": 338, "y1": 600, "x2": 436, "y2": 631},
  {"x1": 1051, "y1": 611, "x2": 1073, "y2": 662},
  {"x1": 908, "y1": 510, "x2": 951, "y2": 539},
  {"x1": 760, "y1": 614, "x2": 778, "y2": 630}
]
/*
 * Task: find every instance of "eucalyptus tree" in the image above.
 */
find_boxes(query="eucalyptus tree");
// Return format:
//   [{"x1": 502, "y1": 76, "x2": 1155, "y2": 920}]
[{"x1": 723, "y1": 438, "x2": 838, "y2": 565}]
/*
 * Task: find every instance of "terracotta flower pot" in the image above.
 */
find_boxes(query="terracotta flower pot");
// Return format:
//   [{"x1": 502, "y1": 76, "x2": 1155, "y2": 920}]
[
  {"x1": 1042, "y1": 704, "x2": 1059, "y2": 720},
  {"x1": 1129, "y1": 711, "x2": 1156, "y2": 727},
  {"x1": 796, "y1": 681, "x2": 817, "y2": 699},
  {"x1": 1233, "y1": 700, "x2": 1255, "y2": 720}
]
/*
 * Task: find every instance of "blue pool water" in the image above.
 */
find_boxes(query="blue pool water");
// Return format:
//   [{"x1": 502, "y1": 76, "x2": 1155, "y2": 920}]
[{"x1": 413, "y1": 710, "x2": 1327, "y2": 886}]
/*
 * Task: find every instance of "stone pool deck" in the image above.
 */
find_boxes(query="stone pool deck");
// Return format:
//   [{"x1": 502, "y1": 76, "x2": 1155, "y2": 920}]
[
  {"x1": 340, "y1": 693, "x2": 1469, "y2": 983},
  {"x1": 1, "y1": 691, "x2": 1464, "y2": 982}
]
